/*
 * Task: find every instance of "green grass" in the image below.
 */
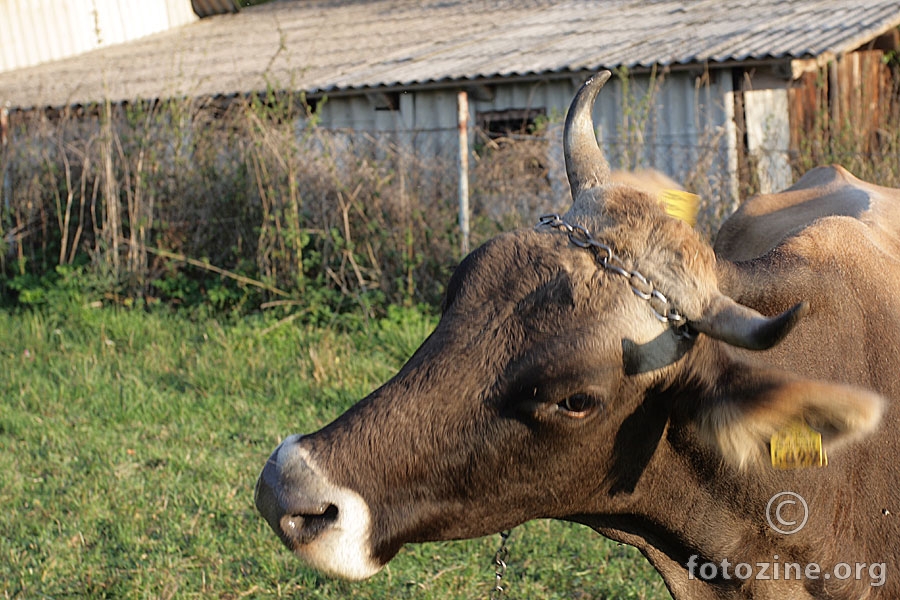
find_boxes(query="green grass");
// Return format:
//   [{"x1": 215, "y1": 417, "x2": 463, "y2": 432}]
[{"x1": 0, "y1": 302, "x2": 668, "y2": 599}]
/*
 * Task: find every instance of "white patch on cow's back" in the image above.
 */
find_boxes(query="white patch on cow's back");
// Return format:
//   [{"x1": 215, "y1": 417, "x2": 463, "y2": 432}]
[{"x1": 275, "y1": 436, "x2": 381, "y2": 580}]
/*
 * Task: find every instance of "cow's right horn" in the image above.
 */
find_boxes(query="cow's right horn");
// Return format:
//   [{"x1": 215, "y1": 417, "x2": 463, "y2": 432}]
[
  {"x1": 564, "y1": 71, "x2": 612, "y2": 198},
  {"x1": 690, "y1": 296, "x2": 809, "y2": 351}
]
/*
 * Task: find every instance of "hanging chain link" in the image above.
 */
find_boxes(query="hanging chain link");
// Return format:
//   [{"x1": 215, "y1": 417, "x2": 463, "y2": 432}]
[
  {"x1": 488, "y1": 530, "x2": 512, "y2": 600},
  {"x1": 537, "y1": 214, "x2": 692, "y2": 336}
]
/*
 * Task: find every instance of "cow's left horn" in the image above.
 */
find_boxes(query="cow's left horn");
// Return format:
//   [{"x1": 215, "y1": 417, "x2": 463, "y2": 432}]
[
  {"x1": 564, "y1": 70, "x2": 612, "y2": 197},
  {"x1": 690, "y1": 296, "x2": 809, "y2": 351}
]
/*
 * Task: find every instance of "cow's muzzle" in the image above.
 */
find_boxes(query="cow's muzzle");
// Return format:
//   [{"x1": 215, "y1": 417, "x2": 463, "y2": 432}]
[
  {"x1": 254, "y1": 434, "x2": 381, "y2": 580},
  {"x1": 255, "y1": 435, "x2": 339, "y2": 548}
]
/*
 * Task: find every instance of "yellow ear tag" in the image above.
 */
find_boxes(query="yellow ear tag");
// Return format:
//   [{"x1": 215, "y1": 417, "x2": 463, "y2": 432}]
[
  {"x1": 659, "y1": 189, "x2": 700, "y2": 227},
  {"x1": 770, "y1": 422, "x2": 828, "y2": 469}
]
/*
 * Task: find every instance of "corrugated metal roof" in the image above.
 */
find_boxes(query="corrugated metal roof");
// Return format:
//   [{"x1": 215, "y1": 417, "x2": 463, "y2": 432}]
[{"x1": 1, "y1": 0, "x2": 898, "y2": 110}]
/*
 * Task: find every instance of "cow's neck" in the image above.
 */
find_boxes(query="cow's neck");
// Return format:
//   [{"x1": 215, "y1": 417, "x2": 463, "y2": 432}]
[
  {"x1": 572, "y1": 358, "x2": 818, "y2": 599},
  {"x1": 576, "y1": 431, "x2": 759, "y2": 598},
  {"x1": 578, "y1": 443, "x2": 809, "y2": 599}
]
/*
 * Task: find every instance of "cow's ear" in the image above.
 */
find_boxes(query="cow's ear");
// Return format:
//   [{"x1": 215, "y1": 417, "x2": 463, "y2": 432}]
[{"x1": 694, "y1": 365, "x2": 884, "y2": 470}]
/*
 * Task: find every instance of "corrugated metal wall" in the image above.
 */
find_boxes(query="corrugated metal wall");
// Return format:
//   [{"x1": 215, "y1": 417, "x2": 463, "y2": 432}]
[
  {"x1": 315, "y1": 70, "x2": 738, "y2": 201},
  {"x1": 0, "y1": 0, "x2": 197, "y2": 73}
]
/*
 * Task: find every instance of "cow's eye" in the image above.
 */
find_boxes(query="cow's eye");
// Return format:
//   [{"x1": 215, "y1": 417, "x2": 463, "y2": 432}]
[{"x1": 557, "y1": 393, "x2": 596, "y2": 416}]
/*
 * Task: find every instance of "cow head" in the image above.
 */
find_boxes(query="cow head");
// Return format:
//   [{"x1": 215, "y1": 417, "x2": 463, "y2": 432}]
[{"x1": 255, "y1": 71, "x2": 883, "y2": 581}]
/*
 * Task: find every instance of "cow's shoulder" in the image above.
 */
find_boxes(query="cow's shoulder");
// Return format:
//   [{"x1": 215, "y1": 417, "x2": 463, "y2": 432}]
[
  {"x1": 714, "y1": 165, "x2": 900, "y2": 263},
  {"x1": 715, "y1": 167, "x2": 900, "y2": 397}
]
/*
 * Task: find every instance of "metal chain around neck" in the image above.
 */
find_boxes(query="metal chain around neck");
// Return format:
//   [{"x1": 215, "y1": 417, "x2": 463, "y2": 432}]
[
  {"x1": 537, "y1": 214, "x2": 691, "y2": 335},
  {"x1": 488, "y1": 530, "x2": 512, "y2": 600},
  {"x1": 482, "y1": 217, "x2": 687, "y2": 599}
]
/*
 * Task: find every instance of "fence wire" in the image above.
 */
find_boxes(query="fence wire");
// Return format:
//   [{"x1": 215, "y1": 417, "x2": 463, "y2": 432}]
[{"x1": 2, "y1": 103, "x2": 899, "y2": 311}]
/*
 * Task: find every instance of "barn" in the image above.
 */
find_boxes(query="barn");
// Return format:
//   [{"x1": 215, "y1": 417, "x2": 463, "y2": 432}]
[{"x1": 2, "y1": 0, "x2": 898, "y2": 201}]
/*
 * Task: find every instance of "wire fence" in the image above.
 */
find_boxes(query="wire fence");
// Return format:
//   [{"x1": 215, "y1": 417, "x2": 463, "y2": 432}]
[{"x1": 1, "y1": 95, "x2": 899, "y2": 314}]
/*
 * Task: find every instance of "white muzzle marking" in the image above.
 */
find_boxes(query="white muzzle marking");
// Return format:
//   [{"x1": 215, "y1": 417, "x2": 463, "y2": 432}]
[{"x1": 275, "y1": 436, "x2": 381, "y2": 580}]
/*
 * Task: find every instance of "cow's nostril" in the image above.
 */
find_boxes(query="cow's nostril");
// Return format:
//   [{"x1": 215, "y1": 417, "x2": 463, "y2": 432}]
[{"x1": 281, "y1": 504, "x2": 339, "y2": 546}]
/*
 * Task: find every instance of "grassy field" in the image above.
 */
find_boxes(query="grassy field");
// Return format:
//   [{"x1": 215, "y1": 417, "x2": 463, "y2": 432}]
[{"x1": 0, "y1": 301, "x2": 668, "y2": 599}]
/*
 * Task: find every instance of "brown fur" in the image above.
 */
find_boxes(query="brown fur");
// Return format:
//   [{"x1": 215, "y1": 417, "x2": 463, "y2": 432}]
[
  {"x1": 257, "y1": 76, "x2": 900, "y2": 599},
  {"x1": 715, "y1": 165, "x2": 900, "y2": 262}
]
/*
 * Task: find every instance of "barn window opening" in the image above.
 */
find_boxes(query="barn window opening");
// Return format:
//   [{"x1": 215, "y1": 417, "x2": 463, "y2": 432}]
[
  {"x1": 477, "y1": 108, "x2": 547, "y2": 139},
  {"x1": 304, "y1": 96, "x2": 321, "y2": 115},
  {"x1": 371, "y1": 92, "x2": 401, "y2": 112}
]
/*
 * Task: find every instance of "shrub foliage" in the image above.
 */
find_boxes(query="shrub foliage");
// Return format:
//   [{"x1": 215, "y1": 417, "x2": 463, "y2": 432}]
[{"x1": 2, "y1": 65, "x2": 899, "y2": 315}]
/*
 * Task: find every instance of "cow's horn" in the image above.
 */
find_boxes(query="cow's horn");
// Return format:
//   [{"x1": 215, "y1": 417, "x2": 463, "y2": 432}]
[
  {"x1": 564, "y1": 70, "x2": 612, "y2": 197},
  {"x1": 689, "y1": 296, "x2": 809, "y2": 351}
]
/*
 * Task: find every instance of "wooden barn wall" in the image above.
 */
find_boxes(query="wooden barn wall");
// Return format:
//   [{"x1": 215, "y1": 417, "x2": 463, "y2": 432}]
[{"x1": 789, "y1": 50, "x2": 893, "y2": 156}]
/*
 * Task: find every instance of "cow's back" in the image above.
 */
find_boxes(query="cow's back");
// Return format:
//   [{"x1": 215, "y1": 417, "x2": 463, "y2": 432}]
[
  {"x1": 717, "y1": 165, "x2": 900, "y2": 400},
  {"x1": 714, "y1": 165, "x2": 900, "y2": 263}
]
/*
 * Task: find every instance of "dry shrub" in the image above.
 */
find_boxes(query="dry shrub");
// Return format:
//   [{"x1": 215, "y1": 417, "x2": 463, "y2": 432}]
[
  {"x1": 2, "y1": 67, "x2": 899, "y2": 314},
  {"x1": 470, "y1": 131, "x2": 559, "y2": 231},
  {"x1": 0, "y1": 95, "x2": 465, "y2": 313}
]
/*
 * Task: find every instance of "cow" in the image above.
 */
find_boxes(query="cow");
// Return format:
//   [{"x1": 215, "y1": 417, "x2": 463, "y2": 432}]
[{"x1": 256, "y1": 71, "x2": 900, "y2": 599}]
